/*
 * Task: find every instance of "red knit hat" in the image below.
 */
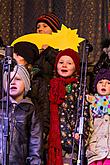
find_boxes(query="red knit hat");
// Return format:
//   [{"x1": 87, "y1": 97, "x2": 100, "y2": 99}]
[
  {"x1": 36, "y1": 13, "x2": 60, "y2": 32},
  {"x1": 55, "y1": 48, "x2": 80, "y2": 74}
]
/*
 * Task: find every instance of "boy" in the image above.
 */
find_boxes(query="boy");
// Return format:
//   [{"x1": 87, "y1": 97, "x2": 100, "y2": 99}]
[
  {"x1": 0, "y1": 65, "x2": 42, "y2": 165},
  {"x1": 13, "y1": 41, "x2": 50, "y2": 164}
]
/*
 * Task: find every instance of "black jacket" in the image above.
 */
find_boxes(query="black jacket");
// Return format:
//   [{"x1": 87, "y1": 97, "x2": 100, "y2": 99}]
[
  {"x1": 30, "y1": 77, "x2": 50, "y2": 141},
  {"x1": 0, "y1": 97, "x2": 42, "y2": 165},
  {"x1": 37, "y1": 46, "x2": 58, "y2": 84}
]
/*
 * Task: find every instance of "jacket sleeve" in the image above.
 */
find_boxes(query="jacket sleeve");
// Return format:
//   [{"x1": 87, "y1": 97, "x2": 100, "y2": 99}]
[
  {"x1": 28, "y1": 107, "x2": 42, "y2": 165},
  {"x1": 42, "y1": 46, "x2": 59, "y2": 66}
]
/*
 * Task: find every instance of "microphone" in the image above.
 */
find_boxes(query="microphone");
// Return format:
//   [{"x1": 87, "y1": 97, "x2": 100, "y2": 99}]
[
  {"x1": 4, "y1": 46, "x2": 14, "y2": 72},
  {"x1": 5, "y1": 45, "x2": 13, "y2": 57},
  {"x1": 85, "y1": 39, "x2": 93, "y2": 52}
]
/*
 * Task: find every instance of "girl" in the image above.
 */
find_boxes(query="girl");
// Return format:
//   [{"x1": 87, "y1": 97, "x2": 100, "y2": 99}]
[
  {"x1": 86, "y1": 68, "x2": 110, "y2": 165},
  {"x1": 47, "y1": 48, "x2": 91, "y2": 165}
]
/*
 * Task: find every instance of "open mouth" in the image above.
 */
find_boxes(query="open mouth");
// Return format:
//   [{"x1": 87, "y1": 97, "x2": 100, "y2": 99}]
[
  {"x1": 61, "y1": 69, "x2": 68, "y2": 72},
  {"x1": 101, "y1": 88, "x2": 106, "y2": 92},
  {"x1": 10, "y1": 86, "x2": 17, "y2": 90}
]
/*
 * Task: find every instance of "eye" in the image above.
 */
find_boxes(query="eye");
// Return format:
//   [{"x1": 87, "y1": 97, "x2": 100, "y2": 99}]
[
  {"x1": 43, "y1": 25, "x2": 47, "y2": 28},
  {"x1": 59, "y1": 61, "x2": 63, "y2": 64},
  {"x1": 37, "y1": 25, "x2": 40, "y2": 29},
  {"x1": 15, "y1": 77, "x2": 21, "y2": 81},
  {"x1": 98, "y1": 81, "x2": 103, "y2": 84},
  {"x1": 16, "y1": 78, "x2": 21, "y2": 80},
  {"x1": 68, "y1": 62, "x2": 72, "y2": 65}
]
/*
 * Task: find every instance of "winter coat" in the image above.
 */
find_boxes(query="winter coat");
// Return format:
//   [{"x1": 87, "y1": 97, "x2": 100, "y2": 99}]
[
  {"x1": 30, "y1": 46, "x2": 58, "y2": 144},
  {"x1": 86, "y1": 114, "x2": 110, "y2": 164},
  {"x1": 58, "y1": 81, "x2": 91, "y2": 163},
  {"x1": 0, "y1": 97, "x2": 42, "y2": 165},
  {"x1": 30, "y1": 76, "x2": 50, "y2": 139}
]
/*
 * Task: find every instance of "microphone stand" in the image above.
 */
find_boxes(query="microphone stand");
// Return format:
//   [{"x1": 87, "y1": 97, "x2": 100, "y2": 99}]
[
  {"x1": 77, "y1": 40, "x2": 92, "y2": 165},
  {"x1": 2, "y1": 46, "x2": 13, "y2": 165}
]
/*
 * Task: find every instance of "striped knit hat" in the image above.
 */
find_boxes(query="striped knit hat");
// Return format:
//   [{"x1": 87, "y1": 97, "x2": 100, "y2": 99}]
[{"x1": 36, "y1": 13, "x2": 60, "y2": 32}]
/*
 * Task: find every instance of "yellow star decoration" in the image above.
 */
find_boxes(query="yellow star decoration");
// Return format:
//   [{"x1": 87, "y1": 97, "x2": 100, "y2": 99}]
[
  {"x1": 11, "y1": 33, "x2": 52, "y2": 49},
  {"x1": 11, "y1": 24, "x2": 85, "y2": 52},
  {"x1": 48, "y1": 24, "x2": 85, "y2": 51}
]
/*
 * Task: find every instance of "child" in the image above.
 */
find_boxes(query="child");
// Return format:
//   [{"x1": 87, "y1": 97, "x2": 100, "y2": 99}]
[
  {"x1": 1, "y1": 65, "x2": 42, "y2": 165},
  {"x1": 86, "y1": 68, "x2": 110, "y2": 165},
  {"x1": 47, "y1": 48, "x2": 91, "y2": 165},
  {"x1": 35, "y1": 13, "x2": 61, "y2": 84},
  {"x1": 36, "y1": 13, "x2": 61, "y2": 163},
  {"x1": 13, "y1": 41, "x2": 50, "y2": 164},
  {"x1": 13, "y1": 41, "x2": 40, "y2": 69}
]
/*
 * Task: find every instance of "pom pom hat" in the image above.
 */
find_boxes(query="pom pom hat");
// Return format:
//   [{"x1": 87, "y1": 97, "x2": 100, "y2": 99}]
[
  {"x1": 36, "y1": 13, "x2": 60, "y2": 32},
  {"x1": 55, "y1": 48, "x2": 80, "y2": 75},
  {"x1": 14, "y1": 41, "x2": 39, "y2": 65},
  {"x1": 94, "y1": 68, "x2": 110, "y2": 92}
]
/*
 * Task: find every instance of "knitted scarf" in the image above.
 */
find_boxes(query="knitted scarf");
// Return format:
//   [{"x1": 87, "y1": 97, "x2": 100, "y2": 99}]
[
  {"x1": 47, "y1": 77, "x2": 78, "y2": 165},
  {"x1": 90, "y1": 94, "x2": 110, "y2": 117}
]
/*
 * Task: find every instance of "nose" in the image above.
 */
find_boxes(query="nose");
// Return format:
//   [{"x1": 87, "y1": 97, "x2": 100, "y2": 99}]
[
  {"x1": 37, "y1": 27, "x2": 44, "y2": 33},
  {"x1": 62, "y1": 62, "x2": 67, "y2": 68},
  {"x1": 10, "y1": 78, "x2": 15, "y2": 85},
  {"x1": 102, "y1": 82, "x2": 106, "y2": 87}
]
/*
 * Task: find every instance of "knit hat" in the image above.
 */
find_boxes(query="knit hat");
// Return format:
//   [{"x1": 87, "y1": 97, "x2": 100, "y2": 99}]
[
  {"x1": 3, "y1": 65, "x2": 30, "y2": 96},
  {"x1": 36, "y1": 13, "x2": 60, "y2": 32},
  {"x1": 14, "y1": 42, "x2": 39, "y2": 65},
  {"x1": 94, "y1": 68, "x2": 110, "y2": 92},
  {"x1": 55, "y1": 48, "x2": 80, "y2": 75}
]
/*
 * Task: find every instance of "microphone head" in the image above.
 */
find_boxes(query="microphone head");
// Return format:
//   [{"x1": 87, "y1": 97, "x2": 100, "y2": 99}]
[
  {"x1": 85, "y1": 40, "x2": 93, "y2": 52},
  {"x1": 5, "y1": 46, "x2": 13, "y2": 57}
]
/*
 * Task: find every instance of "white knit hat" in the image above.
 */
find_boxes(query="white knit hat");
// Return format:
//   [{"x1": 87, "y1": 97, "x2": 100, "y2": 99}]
[{"x1": 3, "y1": 65, "x2": 30, "y2": 95}]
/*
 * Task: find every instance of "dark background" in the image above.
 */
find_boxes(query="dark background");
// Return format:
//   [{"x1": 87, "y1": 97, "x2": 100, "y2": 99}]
[{"x1": 0, "y1": 0, "x2": 110, "y2": 70}]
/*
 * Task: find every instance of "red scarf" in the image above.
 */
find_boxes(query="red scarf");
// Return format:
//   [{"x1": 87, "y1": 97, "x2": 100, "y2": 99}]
[{"x1": 47, "y1": 77, "x2": 78, "y2": 165}]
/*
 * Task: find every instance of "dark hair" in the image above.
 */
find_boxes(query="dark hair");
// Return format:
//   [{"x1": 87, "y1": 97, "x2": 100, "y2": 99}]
[{"x1": 14, "y1": 42, "x2": 39, "y2": 65}]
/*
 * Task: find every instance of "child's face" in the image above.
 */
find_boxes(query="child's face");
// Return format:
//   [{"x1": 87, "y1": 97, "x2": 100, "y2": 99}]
[
  {"x1": 36, "y1": 22, "x2": 53, "y2": 34},
  {"x1": 97, "y1": 79, "x2": 110, "y2": 96},
  {"x1": 10, "y1": 72, "x2": 25, "y2": 102},
  {"x1": 57, "y1": 55, "x2": 76, "y2": 77},
  {"x1": 13, "y1": 53, "x2": 28, "y2": 65}
]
